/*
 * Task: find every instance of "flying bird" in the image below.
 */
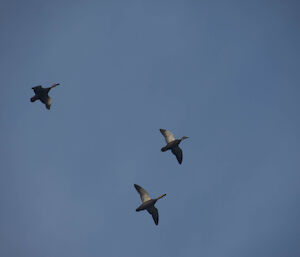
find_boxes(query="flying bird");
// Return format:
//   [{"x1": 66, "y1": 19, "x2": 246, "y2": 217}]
[
  {"x1": 30, "y1": 83, "x2": 60, "y2": 110},
  {"x1": 160, "y1": 128, "x2": 189, "y2": 164},
  {"x1": 134, "y1": 184, "x2": 166, "y2": 225}
]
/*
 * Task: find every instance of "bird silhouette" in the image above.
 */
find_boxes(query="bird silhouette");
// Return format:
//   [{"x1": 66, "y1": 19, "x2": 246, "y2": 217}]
[
  {"x1": 30, "y1": 83, "x2": 60, "y2": 110},
  {"x1": 160, "y1": 128, "x2": 189, "y2": 164},
  {"x1": 134, "y1": 184, "x2": 166, "y2": 225}
]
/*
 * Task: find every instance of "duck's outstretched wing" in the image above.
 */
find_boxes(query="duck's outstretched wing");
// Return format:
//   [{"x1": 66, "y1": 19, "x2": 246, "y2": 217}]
[
  {"x1": 171, "y1": 146, "x2": 183, "y2": 164},
  {"x1": 147, "y1": 205, "x2": 159, "y2": 225},
  {"x1": 134, "y1": 184, "x2": 151, "y2": 203},
  {"x1": 160, "y1": 129, "x2": 175, "y2": 144},
  {"x1": 32, "y1": 85, "x2": 43, "y2": 94},
  {"x1": 30, "y1": 95, "x2": 39, "y2": 102}
]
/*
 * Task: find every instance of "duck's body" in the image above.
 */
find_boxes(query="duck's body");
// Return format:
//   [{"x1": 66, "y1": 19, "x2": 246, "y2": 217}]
[
  {"x1": 134, "y1": 184, "x2": 166, "y2": 225},
  {"x1": 30, "y1": 83, "x2": 60, "y2": 110},
  {"x1": 161, "y1": 139, "x2": 182, "y2": 152},
  {"x1": 160, "y1": 129, "x2": 188, "y2": 164},
  {"x1": 136, "y1": 199, "x2": 158, "y2": 211}
]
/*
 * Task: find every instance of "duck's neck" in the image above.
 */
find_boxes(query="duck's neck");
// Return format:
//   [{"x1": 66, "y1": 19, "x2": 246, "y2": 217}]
[
  {"x1": 156, "y1": 194, "x2": 166, "y2": 200},
  {"x1": 180, "y1": 136, "x2": 188, "y2": 142}
]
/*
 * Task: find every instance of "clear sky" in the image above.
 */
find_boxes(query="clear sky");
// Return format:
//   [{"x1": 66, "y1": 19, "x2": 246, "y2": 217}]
[{"x1": 1, "y1": 0, "x2": 300, "y2": 256}]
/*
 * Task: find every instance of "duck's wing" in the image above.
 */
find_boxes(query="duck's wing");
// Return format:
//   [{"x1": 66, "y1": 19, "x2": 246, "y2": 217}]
[
  {"x1": 32, "y1": 86, "x2": 43, "y2": 94},
  {"x1": 171, "y1": 146, "x2": 183, "y2": 164},
  {"x1": 160, "y1": 129, "x2": 175, "y2": 144},
  {"x1": 147, "y1": 205, "x2": 159, "y2": 225},
  {"x1": 134, "y1": 184, "x2": 151, "y2": 203},
  {"x1": 30, "y1": 95, "x2": 39, "y2": 102}
]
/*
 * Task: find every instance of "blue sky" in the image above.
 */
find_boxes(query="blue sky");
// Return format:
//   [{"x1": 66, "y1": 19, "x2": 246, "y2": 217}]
[{"x1": 1, "y1": 0, "x2": 300, "y2": 256}]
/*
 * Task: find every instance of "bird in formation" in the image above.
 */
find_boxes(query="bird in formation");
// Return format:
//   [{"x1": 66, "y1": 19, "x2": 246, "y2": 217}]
[
  {"x1": 134, "y1": 184, "x2": 166, "y2": 225},
  {"x1": 28, "y1": 83, "x2": 188, "y2": 226},
  {"x1": 160, "y1": 128, "x2": 189, "y2": 164},
  {"x1": 30, "y1": 83, "x2": 60, "y2": 110}
]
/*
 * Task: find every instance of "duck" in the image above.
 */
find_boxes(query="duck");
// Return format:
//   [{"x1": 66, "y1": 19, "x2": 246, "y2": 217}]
[
  {"x1": 30, "y1": 83, "x2": 60, "y2": 110},
  {"x1": 134, "y1": 184, "x2": 166, "y2": 225},
  {"x1": 160, "y1": 128, "x2": 189, "y2": 164}
]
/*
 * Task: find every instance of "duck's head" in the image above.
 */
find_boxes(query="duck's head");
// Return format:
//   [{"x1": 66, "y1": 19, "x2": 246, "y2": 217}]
[
  {"x1": 156, "y1": 194, "x2": 166, "y2": 200},
  {"x1": 181, "y1": 136, "x2": 189, "y2": 140}
]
